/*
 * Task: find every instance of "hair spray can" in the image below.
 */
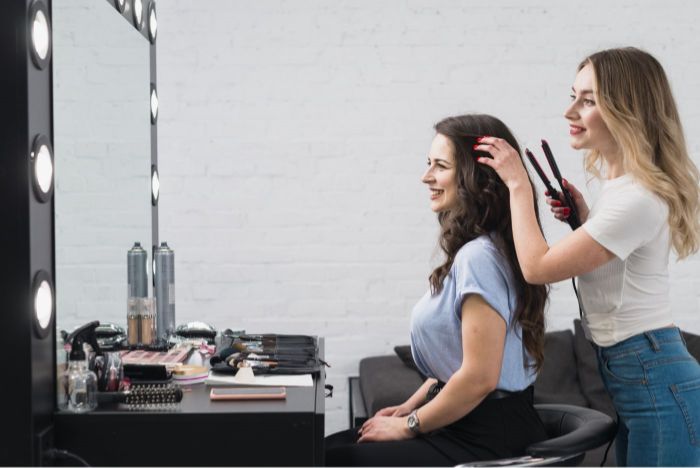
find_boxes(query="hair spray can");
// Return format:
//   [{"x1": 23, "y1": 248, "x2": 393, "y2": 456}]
[
  {"x1": 127, "y1": 242, "x2": 148, "y2": 298},
  {"x1": 127, "y1": 242, "x2": 148, "y2": 345},
  {"x1": 154, "y1": 242, "x2": 175, "y2": 342}
]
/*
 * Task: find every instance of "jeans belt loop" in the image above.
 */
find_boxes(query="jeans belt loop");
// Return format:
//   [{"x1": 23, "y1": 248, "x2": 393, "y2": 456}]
[
  {"x1": 678, "y1": 328, "x2": 688, "y2": 347},
  {"x1": 644, "y1": 331, "x2": 661, "y2": 352}
]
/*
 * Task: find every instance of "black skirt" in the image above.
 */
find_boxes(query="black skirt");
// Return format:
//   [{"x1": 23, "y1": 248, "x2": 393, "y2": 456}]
[{"x1": 325, "y1": 388, "x2": 547, "y2": 467}]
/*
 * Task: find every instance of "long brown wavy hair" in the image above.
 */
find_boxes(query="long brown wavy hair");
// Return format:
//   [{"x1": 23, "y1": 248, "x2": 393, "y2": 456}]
[{"x1": 429, "y1": 114, "x2": 549, "y2": 371}]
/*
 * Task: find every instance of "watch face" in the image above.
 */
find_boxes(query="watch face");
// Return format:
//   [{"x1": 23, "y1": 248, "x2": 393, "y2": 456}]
[{"x1": 408, "y1": 413, "x2": 419, "y2": 431}]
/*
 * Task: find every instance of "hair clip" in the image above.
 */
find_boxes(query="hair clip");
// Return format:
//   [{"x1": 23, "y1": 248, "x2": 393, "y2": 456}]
[{"x1": 525, "y1": 140, "x2": 581, "y2": 229}]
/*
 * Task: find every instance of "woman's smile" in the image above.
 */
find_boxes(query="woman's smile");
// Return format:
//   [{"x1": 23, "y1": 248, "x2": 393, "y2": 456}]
[
  {"x1": 430, "y1": 188, "x2": 444, "y2": 200},
  {"x1": 569, "y1": 124, "x2": 585, "y2": 136}
]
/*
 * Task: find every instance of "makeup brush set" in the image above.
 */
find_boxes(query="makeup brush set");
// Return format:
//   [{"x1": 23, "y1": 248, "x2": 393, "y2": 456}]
[{"x1": 209, "y1": 333, "x2": 327, "y2": 376}]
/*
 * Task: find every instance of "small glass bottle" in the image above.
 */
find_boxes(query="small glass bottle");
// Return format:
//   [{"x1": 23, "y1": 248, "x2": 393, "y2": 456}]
[
  {"x1": 103, "y1": 351, "x2": 123, "y2": 392},
  {"x1": 66, "y1": 358, "x2": 98, "y2": 413},
  {"x1": 61, "y1": 322, "x2": 100, "y2": 412}
]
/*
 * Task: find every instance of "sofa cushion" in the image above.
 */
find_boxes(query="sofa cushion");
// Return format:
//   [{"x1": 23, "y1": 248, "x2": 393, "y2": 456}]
[
  {"x1": 359, "y1": 355, "x2": 424, "y2": 416},
  {"x1": 534, "y1": 329, "x2": 589, "y2": 407},
  {"x1": 573, "y1": 319, "x2": 616, "y2": 418},
  {"x1": 682, "y1": 330, "x2": 700, "y2": 361},
  {"x1": 393, "y1": 345, "x2": 425, "y2": 378}
]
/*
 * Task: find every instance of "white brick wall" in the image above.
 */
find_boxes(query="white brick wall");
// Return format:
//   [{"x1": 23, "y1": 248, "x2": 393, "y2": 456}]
[
  {"x1": 156, "y1": 0, "x2": 700, "y2": 434},
  {"x1": 158, "y1": 0, "x2": 700, "y2": 432},
  {"x1": 54, "y1": 0, "x2": 700, "y2": 436}
]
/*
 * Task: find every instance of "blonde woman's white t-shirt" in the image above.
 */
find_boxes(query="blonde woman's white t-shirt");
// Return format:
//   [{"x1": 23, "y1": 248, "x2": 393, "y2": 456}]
[{"x1": 578, "y1": 174, "x2": 671, "y2": 347}]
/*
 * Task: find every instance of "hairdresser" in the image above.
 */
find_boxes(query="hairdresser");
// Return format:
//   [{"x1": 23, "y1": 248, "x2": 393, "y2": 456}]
[
  {"x1": 325, "y1": 114, "x2": 549, "y2": 466},
  {"x1": 476, "y1": 47, "x2": 700, "y2": 466}
]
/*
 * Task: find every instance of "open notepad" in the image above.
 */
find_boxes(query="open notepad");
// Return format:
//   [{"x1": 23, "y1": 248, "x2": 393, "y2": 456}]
[{"x1": 205, "y1": 368, "x2": 314, "y2": 387}]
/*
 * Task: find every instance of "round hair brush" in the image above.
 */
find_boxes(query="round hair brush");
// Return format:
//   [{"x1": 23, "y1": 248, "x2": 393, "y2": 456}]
[{"x1": 97, "y1": 383, "x2": 183, "y2": 410}]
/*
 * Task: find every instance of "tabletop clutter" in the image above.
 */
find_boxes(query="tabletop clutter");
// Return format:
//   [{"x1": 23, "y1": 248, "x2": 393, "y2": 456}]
[
  {"x1": 57, "y1": 241, "x2": 325, "y2": 413},
  {"x1": 58, "y1": 321, "x2": 324, "y2": 412}
]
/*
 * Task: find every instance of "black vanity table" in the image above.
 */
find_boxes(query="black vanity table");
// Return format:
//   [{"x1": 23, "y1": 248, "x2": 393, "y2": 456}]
[{"x1": 54, "y1": 342, "x2": 326, "y2": 466}]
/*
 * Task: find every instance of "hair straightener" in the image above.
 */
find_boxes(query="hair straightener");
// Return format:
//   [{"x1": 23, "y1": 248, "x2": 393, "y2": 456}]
[
  {"x1": 526, "y1": 140, "x2": 585, "y2": 319},
  {"x1": 525, "y1": 140, "x2": 581, "y2": 230}
]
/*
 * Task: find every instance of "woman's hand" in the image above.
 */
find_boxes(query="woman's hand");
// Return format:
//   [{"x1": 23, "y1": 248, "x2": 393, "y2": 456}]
[
  {"x1": 357, "y1": 415, "x2": 414, "y2": 443},
  {"x1": 474, "y1": 136, "x2": 530, "y2": 191},
  {"x1": 374, "y1": 403, "x2": 413, "y2": 417},
  {"x1": 546, "y1": 179, "x2": 589, "y2": 224}
]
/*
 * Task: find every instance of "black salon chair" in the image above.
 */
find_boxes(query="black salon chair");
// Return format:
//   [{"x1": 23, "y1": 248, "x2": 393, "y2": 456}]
[{"x1": 458, "y1": 404, "x2": 617, "y2": 467}]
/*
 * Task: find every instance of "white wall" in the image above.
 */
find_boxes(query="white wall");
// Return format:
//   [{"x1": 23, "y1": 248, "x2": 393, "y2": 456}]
[{"x1": 153, "y1": 1, "x2": 700, "y2": 435}]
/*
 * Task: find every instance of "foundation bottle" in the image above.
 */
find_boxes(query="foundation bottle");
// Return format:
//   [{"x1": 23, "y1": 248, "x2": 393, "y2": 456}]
[
  {"x1": 140, "y1": 298, "x2": 156, "y2": 347},
  {"x1": 127, "y1": 298, "x2": 140, "y2": 346}
]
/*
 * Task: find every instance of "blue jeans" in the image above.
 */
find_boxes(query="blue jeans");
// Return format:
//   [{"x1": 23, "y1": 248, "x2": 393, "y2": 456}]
[{"x1": 595, "y1": 327, "x2": 700, "y2": 466}]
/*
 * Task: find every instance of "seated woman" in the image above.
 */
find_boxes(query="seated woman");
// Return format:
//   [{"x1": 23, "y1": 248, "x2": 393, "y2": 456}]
[{"x1": 325, "y1": 114, "x2": 549, "y2": 466}]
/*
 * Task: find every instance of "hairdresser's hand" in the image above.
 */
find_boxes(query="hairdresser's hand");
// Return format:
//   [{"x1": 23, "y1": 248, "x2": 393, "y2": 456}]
[
  {"x1": 375, "y1": 403, "x2": 413, "y2": 417},
  {"x1": 357, "y1": 415, "x2": 415, "y2": 443},
  {"x1": 546, "y1": 179, "x2": 589, "y2": 224},
  {"x1": 474, "y1": 136, "x2": 530, "y2": 191}
]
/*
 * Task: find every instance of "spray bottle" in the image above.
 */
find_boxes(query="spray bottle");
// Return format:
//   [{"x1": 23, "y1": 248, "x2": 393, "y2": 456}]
[{"x1": 63, "y1": 321, "x2": 100, "y2": 412}]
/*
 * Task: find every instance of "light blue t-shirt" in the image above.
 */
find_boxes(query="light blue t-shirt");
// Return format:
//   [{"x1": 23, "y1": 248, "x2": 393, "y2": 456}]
[{"x1": 410, "y1": 235, "x2": 536, "y2": 391}]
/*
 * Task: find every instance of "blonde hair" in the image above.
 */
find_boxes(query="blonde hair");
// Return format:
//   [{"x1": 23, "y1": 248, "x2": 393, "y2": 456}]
[{"x1": 580, "y1": 47, "x2": 700, "y2": 258}]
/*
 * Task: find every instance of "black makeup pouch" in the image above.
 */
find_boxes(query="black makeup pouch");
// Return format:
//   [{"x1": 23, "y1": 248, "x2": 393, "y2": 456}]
[{"x1": 210, "y1": 333, "x2": 327, "y2": 375}]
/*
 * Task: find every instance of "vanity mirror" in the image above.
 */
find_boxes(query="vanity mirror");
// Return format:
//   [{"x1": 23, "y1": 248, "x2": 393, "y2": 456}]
[
  {"x1": 0, "y1": 0, "x2": 158, "y2": 463},
  {"x1": 53, "y1": 0, "x2": 157, "y2": 332}
]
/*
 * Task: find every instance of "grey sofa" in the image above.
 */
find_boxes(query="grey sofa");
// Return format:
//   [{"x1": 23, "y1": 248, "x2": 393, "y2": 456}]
[{"x1": 349, "y1": 319, "x2": 700, "y2": 466}]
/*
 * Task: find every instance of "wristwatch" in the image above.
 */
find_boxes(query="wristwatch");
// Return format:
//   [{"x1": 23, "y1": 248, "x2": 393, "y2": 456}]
[{"x1": 407, "y1": 410, "x2": 421, "y2": 434}]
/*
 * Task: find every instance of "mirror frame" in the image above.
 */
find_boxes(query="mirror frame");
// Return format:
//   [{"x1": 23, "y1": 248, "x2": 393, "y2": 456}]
[
  {"x1": 0, "y1": 0, "x2": 158, "y2": 463},
  {"x1": 109, "y1": 0, "x2": 160, "y2": 249}
]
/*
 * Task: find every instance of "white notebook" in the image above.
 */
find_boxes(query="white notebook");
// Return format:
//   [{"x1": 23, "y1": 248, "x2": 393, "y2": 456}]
[{"x1": 205, "y1": 368, "x2": 314, "y2": 387}]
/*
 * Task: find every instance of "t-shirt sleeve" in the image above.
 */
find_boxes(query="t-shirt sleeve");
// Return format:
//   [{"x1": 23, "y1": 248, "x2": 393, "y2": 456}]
[
  {"x1": 452, "y1": 245, "x2": 511, "y2": 326},
  {"x1": 582, "y1": 189, "x2": 667, "y2": 260}
]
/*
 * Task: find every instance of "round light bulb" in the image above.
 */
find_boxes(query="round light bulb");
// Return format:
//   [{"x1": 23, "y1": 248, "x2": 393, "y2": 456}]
[
  {"x1": 32, "y1": 9, "x2": 50, "y2": 61},
  {"x1": 34, "y1": 279, "x2": 53, "y2": 330},
  {"x1": 152, "y1": 168, "x2": 160, "y2": 203},
  {"x1": 134, "y1": 0, "x2": 143, "y2": 28},
  {"x1": 117, "y1": 0, "x2": 125, "y2": 11},
  {"x1": 34, "y1": 143, "x2": 53, "y2": 195},
  {"x1": 148, "y1": 6, "x2": 158, "y2": 41},
  {"x1": 150, "y1": 88, "x2": 159, "y2": 122}
]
